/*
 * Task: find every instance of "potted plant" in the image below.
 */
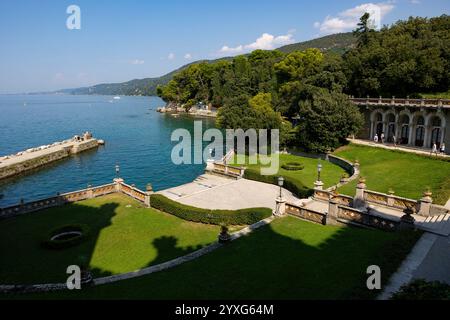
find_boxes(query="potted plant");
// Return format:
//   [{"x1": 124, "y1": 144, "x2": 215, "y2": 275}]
[{"x1": 218, "y1": 225, "x2": 231, "y2": 243}]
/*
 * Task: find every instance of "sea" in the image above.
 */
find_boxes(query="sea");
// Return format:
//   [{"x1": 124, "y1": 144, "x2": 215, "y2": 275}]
[{"x1": 0, "y1": 94, "x2": 217, "y2": 207}]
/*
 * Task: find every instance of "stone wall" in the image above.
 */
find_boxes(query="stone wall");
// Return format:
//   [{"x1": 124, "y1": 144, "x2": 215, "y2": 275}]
[{"x1": 0, "y1": 149, "x2": 69, "y2": 180}]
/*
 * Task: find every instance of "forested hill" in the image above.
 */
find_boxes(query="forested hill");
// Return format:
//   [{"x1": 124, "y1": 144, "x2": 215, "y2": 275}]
[{"x1": 57, "y1": 33, "x2": 355, "y2": 96}]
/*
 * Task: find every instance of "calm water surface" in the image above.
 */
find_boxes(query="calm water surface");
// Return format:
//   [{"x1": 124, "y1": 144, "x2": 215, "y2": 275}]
[{"x1": 0, "y1": 95, "x2": 216, "y2": 207}]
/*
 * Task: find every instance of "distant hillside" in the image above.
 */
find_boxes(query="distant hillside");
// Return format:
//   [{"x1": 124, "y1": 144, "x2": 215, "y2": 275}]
[
  {"x1": 277, "y1": 32, "x2": 356, "y2": 54},
  {"x1": 59, "y1": 32, "x2": 356, "y2": 96}
]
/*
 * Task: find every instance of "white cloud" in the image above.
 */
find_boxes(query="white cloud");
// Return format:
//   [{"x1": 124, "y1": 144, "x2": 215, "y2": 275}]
[
  {"x1": 168, "y1": 53, "x2": 175, "y2": 60},
  {"x1": 218, "y1": 31, "x2": 295, "y2": 56},
  {"x1": 130, "y1": 59, "x2": 145, "y2": 65},
  {"x1": 314, "y1": 2, "x2": 395, "y2": 34},
  {"x1": 184, "y1": 53, "x2": 192, "y2": 60}
]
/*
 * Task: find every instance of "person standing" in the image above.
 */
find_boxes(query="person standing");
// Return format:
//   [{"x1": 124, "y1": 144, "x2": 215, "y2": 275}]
[
  {"x1": 440, "y1": 143, "x2": 446, "y2": 155},
  {"x1": 392, "y1": 135, "x2": 397, "y2": 147},
  {"x1": 380, "y1": 132, "x2": 385, "y2": 144},
  {"x1": 374, "y1": 134, "x2": 378, "y2": 143},
  {"x1": 431, "y1": 143, "x2": 438, "y2": 156}
]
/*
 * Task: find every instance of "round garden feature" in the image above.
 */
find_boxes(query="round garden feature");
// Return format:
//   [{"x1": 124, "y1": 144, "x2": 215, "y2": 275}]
[
  {"x1": 281, "y1": 162, "x2": 304, "y2": 171},
  {"x1": 42, "y1": 224, "x2": 89, "y2": 250}
]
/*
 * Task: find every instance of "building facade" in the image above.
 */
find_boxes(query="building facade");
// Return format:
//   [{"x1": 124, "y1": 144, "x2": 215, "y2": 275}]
[{"x1": 351, "y1": 97, "x2": 450, "y2": 154}]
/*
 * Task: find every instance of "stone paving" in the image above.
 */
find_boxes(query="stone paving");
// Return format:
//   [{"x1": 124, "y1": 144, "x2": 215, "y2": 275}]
[
  {"x1": 158, "y1": 173, "x2": 306, "y2": 211},
  {"x1": 348, "y1": 138, "x2": 450, "y2": 158}
]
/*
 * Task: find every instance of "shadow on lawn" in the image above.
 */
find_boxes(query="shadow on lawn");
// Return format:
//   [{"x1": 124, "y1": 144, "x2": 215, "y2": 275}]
[
  {"x1": 57, "y1": 219, "x2": 420, "y2": 300},
  {"x1": 1, "y1": 202, "x2": 420, "y2": 300}
]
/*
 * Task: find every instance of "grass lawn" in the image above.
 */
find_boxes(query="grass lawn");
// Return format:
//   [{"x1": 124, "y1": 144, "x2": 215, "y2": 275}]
[
  {"x1": 334, "y1": 144, "x2": 450, "y2": 205},
  {"x1": 0, "y1": 193, "x2": 220, "y2": 284},
  {"x1": 231, "y1": 154, "x2": 346, "y2": 190},
  {"x1": 11, "y1": 216, "x2": 421, "y2": 300}
]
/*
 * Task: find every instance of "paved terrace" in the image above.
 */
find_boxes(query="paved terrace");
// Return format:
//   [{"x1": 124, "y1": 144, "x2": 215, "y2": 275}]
[{"x1": 158, "y1": 173, "x2": 306, "y2": 211}]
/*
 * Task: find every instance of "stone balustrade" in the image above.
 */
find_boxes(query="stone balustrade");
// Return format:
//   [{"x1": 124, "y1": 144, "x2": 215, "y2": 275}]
[
  {"x1": 210, "y1": 162, "x2": 245, "y2": 179},
  {"x1": 0, "y1": 179, "x2": 152, "y2": 220},
  {"x1": 350, "y1": 96, "x2": 450, "y2": 109}
]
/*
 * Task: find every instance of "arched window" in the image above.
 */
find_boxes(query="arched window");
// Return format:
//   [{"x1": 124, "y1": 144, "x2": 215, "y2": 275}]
[
  {"x1": 416, "y1": 116, "x2": 425, "y2": 126},
  {"x1": 399, "y1": 115, "x2": 410, "y2": 144},
  {"x1": 387, "y1": 114, "x2": 395, "y2": 123}
]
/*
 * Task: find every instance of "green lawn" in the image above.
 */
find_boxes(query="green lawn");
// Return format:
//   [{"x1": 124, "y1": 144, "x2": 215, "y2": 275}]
[
  {"x1": 334, "y1": 144, "x2": 450, "y2": 204},
  {"x1": 10, "y1": 216, "x2": 420, "y2": 300},
  {"x1": 231, "y1": 154, "x2": 346, "y2": 189},
  {"x1": 0, "y1": 193, "x2": 220, "y2": 284}
]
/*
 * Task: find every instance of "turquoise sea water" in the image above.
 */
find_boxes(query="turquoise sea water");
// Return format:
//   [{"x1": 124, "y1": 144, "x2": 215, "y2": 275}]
[{"x1": 0, "y1": 95, "x2": 216, "y2": 207}]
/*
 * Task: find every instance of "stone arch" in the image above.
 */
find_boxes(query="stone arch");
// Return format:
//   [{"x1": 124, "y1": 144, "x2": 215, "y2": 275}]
[
  {"x1": 412, "y1": 111, "x2": 427, "y2": 147},
  {"x1": 398, "y1": 110, "x2": 412, "y2": 145},
  {"x1": 370, "y1": 109, "x2": 385, "y2": 140},
  {"x1": 427, "y1": 113, "x2": 446, "y2": 148}
]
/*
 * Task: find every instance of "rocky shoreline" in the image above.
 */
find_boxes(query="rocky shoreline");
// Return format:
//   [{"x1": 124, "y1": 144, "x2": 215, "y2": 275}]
[{"x1": 157, "y1": 102, "x2": 217, "y2": 118}]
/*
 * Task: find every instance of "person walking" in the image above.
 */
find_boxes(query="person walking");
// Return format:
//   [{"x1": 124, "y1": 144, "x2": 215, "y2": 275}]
[
  {"x1": 440, "y1": 143, "x2": 446, "y2": 155},
  {"x1": 380, "y1": 132, "x2": 385, "y2": 144},
  {"x1": 431, "y1": 142, "x2": 438, "y2": 156},
  {"x1": 374, "y1": 134, "x2": 378, "y2": 143}
]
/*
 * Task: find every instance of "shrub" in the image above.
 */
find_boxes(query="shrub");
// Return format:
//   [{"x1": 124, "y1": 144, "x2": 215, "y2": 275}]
[
  {"x1": 243, "y1": 168, "x2": 313, "y2": 198},
  {"x1": 42, "y1": 224, "x2": 89, "y2": 250},
  {"x1": 150, "y1": 194, "x2": 272, "y2": 225},
  {"x1": 391, "y1": 279, "x2": 450, "y2": 300},
  {"x1": 281, "y1": 162, "x2": 304, "y2": 171}
]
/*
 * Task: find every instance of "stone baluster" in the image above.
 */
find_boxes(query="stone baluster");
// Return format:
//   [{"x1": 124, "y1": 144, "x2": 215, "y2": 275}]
[{"x1": 391, "y1": 96, "x2": 396, "y2": 105}]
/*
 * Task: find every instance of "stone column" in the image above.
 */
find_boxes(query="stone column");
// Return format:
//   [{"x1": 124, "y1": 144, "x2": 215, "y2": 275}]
[
  {"x1": 387, "y1": 189, "x2": 395, "y2": 207},
  {"x1": 418, "y1": 190, "x2": 433, "y2": 217},
  {"x1": 205, "y1": 159, "x2": 215, "y2": 172},
  {"x1": 326, "y1": 200, "x2": 339, "y2": 225},
  {"x1": 274, "y1": 197, "x2": 286, "y2": 217},
  {"x1": 113, "y1": 178, "x2": 124, "y2": 193},
  {"x1": 408, "y1": 123, "x2": 415, "y2": 146},
  {"x1": 354, "y1": 177, "x2": 367, "y2": 209},
  {"x1": 144, "y1": 183, "x2": 153, "y2": 208},
  {"x1": 86, "y1": 185, "x2": 94, "y2": 199}
]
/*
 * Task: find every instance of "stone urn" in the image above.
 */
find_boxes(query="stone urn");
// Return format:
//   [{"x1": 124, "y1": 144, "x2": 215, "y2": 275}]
[
  {"x1": 400, "y1": 204, "x2": 416, "y2": 229},
  {"x1": 80, "y1": 267, "x2": 93, "y2": 286},
  {"x1": 218, "y1": 225, "x2": 231, "y2": 243}
]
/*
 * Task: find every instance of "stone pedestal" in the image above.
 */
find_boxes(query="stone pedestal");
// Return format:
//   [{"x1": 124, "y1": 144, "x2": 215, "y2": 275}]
[
  {"x1": 205, "y1": 159, "x2": 215, "y2": 172},
  {"x1": 113, "y1": 178, "x2": 124, "y2": 192},
  {"x1": 354, "y1": 177, "x2": 367, "y2": 209},
  {"x1": 326, "y1": 201, "x2": 339, "y2": 225},
  {"x1": 399, "y1": 205, "x2": 416, "y2": 230},
  {"x1": 314, "y1": 180, "x2": 324, "y2": 191},
  {"x1": 274, "y1": 197, "x2": 286, "y2": 216},
  {"x1": 418, "y1": 191, "x2": 433, "y2": 217}
]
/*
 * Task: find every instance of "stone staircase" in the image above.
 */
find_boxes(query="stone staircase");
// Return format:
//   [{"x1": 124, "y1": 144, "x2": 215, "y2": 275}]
[{"x1": 416, "y1": 213, "x2": 450, "y2": 236}]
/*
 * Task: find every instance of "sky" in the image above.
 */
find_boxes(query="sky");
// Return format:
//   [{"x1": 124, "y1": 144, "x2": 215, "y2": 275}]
[{"x1": 0, "y1": 0, "x2": 448, "y2": 93}]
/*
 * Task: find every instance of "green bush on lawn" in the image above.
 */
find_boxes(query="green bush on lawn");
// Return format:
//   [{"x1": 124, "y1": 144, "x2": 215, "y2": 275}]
[
  {"x1": 150, "y1": 194, "x2": 272, "y2": 225},
  {"x1": 281, "y1": 162, "x2": 305, "y2": 171},
  {"x1": 243, "y1": 168, "x2": 313, "y2": 199}
]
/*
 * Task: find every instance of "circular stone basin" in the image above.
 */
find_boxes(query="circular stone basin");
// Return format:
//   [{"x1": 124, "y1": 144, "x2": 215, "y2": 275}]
[{"x1": 50, "y1": 231, "x2": 83, "y2": 242}]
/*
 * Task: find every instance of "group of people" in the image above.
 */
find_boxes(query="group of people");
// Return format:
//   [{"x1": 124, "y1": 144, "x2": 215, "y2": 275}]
[
  {"x1": 431, "y1": 142, "x2": 446, "y2": 156},
  {"x1": 373, "y1": 132, "x2": 446, "y2": 156},
  {"x1": 373, "y1": 132, "x2": 391, "y2": 144}
]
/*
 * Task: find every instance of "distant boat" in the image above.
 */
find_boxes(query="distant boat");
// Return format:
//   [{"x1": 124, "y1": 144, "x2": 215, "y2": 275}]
[{"x1": 113, "y1": 96, "x2": 121, "y2": 100}]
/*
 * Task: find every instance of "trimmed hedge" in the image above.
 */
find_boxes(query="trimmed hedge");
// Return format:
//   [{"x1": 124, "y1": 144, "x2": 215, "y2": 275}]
[
  {"x1": 42, "y1": 224, "x2": 89, "y2": 250},
  {"x1": 244, "y1": 168, "x2": 313, "y2": 199},
  {"x1": 281, "y1": 162, "x2": 304, "y2": 171},
  {"x1": 150, "y1": 194, "x2": 272, "y2": 225}
]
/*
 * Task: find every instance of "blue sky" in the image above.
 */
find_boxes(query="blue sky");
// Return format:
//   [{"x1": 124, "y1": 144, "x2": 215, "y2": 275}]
[{"x1": 0, "y1": 0, "x2": 448, "y2": 93}]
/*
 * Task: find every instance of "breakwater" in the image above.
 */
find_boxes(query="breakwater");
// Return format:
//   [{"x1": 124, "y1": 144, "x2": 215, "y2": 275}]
[{"x1": 0, "y1": 132, "x2": 103, "y2": 180}]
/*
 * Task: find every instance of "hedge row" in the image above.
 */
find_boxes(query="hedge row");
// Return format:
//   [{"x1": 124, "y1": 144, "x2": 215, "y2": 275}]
[
  {"x1": 243, "y1": 168, "x2": 313, "y2": 199},
  {"x1": 150, "y1": 194, "x2": 272, "y2": 225}
]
